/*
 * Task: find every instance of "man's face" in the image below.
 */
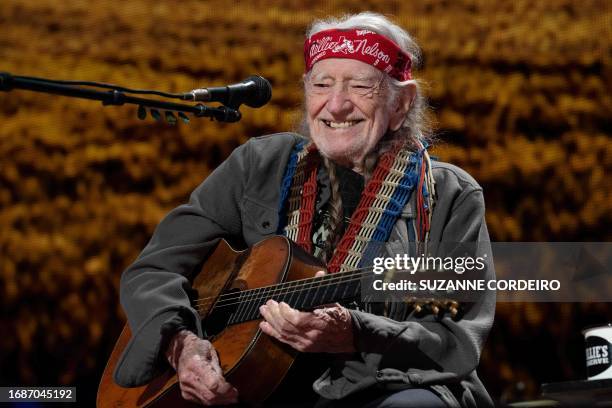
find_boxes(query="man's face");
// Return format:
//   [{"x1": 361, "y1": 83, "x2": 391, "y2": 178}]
[{"x1": 305, "y1": 58, "x2": 400, "y2": 170}]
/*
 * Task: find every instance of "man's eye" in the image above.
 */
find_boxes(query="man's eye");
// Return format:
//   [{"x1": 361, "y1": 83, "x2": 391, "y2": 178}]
[
  {"x1": 351, "y1": 84, "x2": 376, "y2": 94},
  {"x1": 314, "y1": 83, "x2": 330, "y2": 88}
]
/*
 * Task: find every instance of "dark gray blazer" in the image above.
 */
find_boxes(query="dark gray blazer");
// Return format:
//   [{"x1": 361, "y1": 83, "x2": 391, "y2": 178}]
[{"x1": 114, "y1": 133, "x2": 495, "y2": 408}]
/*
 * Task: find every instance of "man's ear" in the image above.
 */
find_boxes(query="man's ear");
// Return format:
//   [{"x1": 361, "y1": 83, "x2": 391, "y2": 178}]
[{"x1": 389, "y1": 82, "x2": 417, "y2": 131}]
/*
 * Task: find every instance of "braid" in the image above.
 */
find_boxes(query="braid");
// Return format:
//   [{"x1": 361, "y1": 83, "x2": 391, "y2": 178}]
[
  {"x1": 321, "y1": 143, "x2": 392, "y2": 262},
  {"x1": 322, "y1": 156, "x2": 344, "y2": 262},
  {"x1": 319, "y1": 135, "x2": 409, "y2": 263},
  {"x1": 362, "y1": 151, "x2": 378, "y2": 182}
]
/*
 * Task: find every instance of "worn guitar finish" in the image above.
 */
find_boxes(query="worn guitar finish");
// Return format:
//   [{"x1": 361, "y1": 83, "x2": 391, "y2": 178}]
[{"x1": 98, "y1": 236, "x2": 342, "y2": 407}]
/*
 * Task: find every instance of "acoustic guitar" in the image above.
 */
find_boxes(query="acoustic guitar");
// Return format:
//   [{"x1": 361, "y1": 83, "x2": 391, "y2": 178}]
[{"x1": 98, "y1": 236, "x2": 459, "y2": 407}]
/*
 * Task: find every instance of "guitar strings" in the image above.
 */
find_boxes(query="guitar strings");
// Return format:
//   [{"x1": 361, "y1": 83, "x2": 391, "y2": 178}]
[
  {"x1": 195, "y1": 274, "x2": 366, "y2": 312},
  {"x1": 193, "y1": 265, "x2": 375, "y2": 309},
  {"x1": 193, "y1": 271, "x2": 459, "y2": 322},
  {"x1": 193, "y1": 267, "x2": 421, "y2": 312}
]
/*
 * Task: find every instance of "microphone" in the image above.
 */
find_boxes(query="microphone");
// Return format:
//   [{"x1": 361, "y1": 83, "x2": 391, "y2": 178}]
[{"x1": 183, "y1": 75, "x2": 272, "y2": 109}]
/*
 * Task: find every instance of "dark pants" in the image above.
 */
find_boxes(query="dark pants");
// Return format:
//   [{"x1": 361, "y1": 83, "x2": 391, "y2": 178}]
[
  {"x1": 247, "y1": 388, "x2": 446, "y2": 408},
  {"x1": 264, "y1": 353, "x2": 447, "y2": 408},
  {"x1": 314, "y1": 388, "x2": 447, "y2": 408}
]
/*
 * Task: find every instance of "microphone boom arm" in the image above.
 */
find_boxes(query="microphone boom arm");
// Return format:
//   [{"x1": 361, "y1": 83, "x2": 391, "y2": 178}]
[{"x1": 0, "y1": 71, "x2": 242, "y2": 123}]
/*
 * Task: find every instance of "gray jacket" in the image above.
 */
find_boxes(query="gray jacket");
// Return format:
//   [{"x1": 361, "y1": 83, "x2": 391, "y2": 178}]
[{"x1": 114, "y1": 133, "x2": 495, "y2": 407}]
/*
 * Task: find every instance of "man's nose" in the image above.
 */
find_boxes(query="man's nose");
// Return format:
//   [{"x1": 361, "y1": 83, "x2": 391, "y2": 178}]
[{"x1": 326, "y1": 86, "x2": 353, "y2": 117}]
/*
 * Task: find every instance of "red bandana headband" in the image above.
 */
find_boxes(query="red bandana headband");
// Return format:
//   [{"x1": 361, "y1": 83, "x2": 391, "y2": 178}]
[{"x1": 304, "y1": 28, "x2": 412, "y2": 81}]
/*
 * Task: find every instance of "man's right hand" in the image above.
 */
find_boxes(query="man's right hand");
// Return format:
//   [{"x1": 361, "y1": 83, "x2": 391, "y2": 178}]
[{"x1": 166, "y1": 330, "x2": 239, "y2": 406}]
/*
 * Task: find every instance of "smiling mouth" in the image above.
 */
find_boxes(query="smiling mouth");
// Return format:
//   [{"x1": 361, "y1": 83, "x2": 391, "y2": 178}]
[{"x1": 321, "y1": 119, "x2": 363, "y2": 129}]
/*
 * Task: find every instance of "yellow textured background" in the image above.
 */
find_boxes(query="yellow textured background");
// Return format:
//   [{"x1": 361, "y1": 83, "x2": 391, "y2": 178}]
[{"x1": 0, "y1": 0, "x2": 610, "y2": 404}]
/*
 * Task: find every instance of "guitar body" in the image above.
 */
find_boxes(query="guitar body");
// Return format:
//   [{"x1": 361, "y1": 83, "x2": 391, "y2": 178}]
[{"x1": 98, "y1": 236, "x2": 326, "y2": 407}]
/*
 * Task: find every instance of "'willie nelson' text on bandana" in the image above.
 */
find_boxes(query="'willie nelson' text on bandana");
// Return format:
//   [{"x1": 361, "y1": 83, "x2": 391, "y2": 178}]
[{"x1": 304, "y1": 29, "x2": 412, "y2": 82}]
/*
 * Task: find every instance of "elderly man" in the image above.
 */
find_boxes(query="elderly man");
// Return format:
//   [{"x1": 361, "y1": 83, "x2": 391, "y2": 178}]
[{"x1": 114, "y1": 12, "x2": 495, "y2": 408}]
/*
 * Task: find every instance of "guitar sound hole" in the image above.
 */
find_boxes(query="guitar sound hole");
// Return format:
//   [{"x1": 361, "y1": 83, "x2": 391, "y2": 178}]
[{"x1": 202, "y1": 288, "x2": 241, "y2": 338}]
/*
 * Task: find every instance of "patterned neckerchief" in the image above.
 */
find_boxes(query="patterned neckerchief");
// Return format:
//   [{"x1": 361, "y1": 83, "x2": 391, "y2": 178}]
[{"x1": 277, "y1": 139, "x2": 435, "y2": 273}]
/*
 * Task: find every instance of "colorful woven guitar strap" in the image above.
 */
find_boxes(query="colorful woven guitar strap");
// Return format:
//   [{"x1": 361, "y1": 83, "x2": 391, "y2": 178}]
[{"x1": 277, "y1": 139, "x2": 435, "y2": 273}]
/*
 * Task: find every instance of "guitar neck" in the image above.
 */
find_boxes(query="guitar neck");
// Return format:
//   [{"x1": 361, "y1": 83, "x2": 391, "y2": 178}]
[{"x1": 223, "y1": 271, "x2": 362, "y2": 326}]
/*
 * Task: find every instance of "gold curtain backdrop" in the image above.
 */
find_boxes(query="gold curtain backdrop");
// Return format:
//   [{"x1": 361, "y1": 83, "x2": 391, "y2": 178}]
[{"x1": 0, "y1": 0, "x2": 610, "y2": 404}]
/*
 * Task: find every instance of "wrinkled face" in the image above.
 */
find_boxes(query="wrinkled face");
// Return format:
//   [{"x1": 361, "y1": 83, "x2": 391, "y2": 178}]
[{"x1": 305, "y1": 58, "x2": 402, "y2": 170}]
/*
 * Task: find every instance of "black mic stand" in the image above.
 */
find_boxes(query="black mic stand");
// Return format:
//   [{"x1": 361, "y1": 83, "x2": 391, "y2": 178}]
[{"x1": 0, "y1": 72, "x2": 242, "y2": 123}]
